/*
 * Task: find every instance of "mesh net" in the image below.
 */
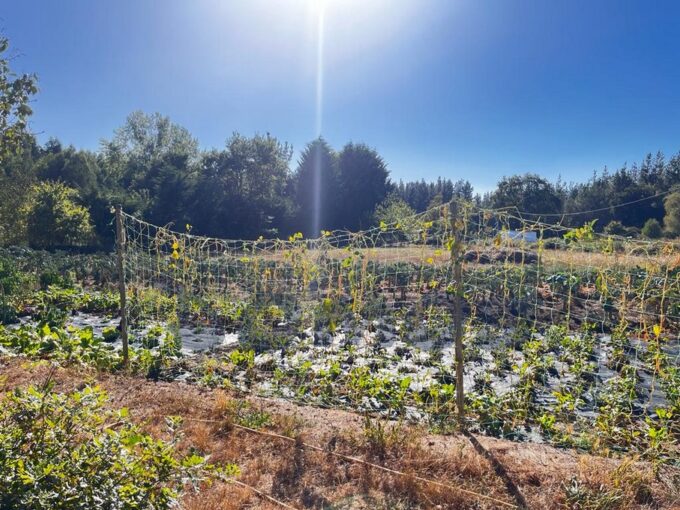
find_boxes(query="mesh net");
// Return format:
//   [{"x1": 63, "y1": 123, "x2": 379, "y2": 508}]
[{"x1": 119, "y1": 201, "x2": 680, "y2": 441}]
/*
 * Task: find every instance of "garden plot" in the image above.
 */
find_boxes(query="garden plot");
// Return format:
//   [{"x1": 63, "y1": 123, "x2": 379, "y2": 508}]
[
  {"x1": 6, "y1": 292, "x2": 678, "y2": 450},
  {"x1": 12, "y1": 312, "x2": 236, "y2": 353},
  {"x1": 183, "y1": 315, "x2": 679, "y2": 446}
]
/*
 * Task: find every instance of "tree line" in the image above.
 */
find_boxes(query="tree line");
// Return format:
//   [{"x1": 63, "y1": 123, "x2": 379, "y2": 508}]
[
  {"x1": 1, "y1": 112, "x2": 404, "y2": 247},
  {"x1": 2, "y1": 34, "x2": 680, "y2": 249},
  {"x1": 484, "y1": 157, "x2": 680, "y2": 238}
]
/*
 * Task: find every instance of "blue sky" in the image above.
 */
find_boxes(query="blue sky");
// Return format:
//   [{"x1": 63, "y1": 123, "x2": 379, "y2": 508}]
[{"x1": 4, "y1": 0, "x2": 680, "y2": 191}]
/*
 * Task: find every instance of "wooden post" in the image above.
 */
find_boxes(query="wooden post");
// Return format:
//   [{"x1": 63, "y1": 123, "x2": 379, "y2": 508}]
[
  {"x1": 115, "y1": 205, "x2": 129, "y2": 366},
  {"x1": 449, "y1": 200, "x2": 465, "y2": 427}
]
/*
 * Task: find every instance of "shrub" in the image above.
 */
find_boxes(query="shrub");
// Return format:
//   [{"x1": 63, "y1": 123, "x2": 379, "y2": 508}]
[
  {"x1": 0, "y1": 256, "x2": 33, "y2": 323},
  {"x1": 603, "y1": 220, "x2": 626, "y2": 236},
  {"x1": 0, "y1": 384, "x2": 238, "y2": 510},
  {"x1": 663, "y1": 191, "x2": 680, "y2": 237},
  {"x1": 26, "y1": 181, "x2": 94, "y2": 249},
  {"x1": 642, "y1": 218, "x2": 663, "y2": 239}
]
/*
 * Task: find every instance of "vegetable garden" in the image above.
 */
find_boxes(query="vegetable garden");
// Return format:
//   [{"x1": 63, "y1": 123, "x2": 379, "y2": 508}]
[{"x1": 1, "y1": 200, "x2": 679, "y2": 470}]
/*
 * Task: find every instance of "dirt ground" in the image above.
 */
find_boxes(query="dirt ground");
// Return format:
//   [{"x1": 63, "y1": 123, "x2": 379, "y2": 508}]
[{"x1": 1, "y1": 356, "x2": 678, "y2": 510}]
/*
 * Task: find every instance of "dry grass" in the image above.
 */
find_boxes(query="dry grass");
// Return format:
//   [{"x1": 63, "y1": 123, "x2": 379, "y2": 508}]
[
  {"x1": 0, "y1": 357, "x2": 676, "y2": 509},
  {"x1": 539, "y1": 248, "x2": 680, "y2": 271},
  {"x1": 252, "y1": 243, "x2": 678, "y2": 272}
]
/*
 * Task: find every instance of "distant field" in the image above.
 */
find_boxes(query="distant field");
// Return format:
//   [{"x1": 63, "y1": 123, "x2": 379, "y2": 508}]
[{"x1": 254, "y1": 244, "x2": 679, "y2": 271}]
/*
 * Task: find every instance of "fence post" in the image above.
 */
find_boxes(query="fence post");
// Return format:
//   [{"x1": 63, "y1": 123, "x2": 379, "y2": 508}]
[
  {"x1": 115, "y1": 205, "x2": 129, "y2": 367},
  {"x1": 449, "y1": 200, "x2": 465, "y2": 428}
]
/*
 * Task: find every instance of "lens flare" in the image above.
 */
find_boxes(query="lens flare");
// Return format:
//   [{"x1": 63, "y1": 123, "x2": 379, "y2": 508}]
[{"x1": 312, "y1": 0, "x2": 325, "y2": 236}]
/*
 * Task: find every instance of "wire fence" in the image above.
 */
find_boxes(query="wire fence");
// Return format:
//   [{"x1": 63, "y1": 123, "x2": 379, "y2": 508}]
[{"x1": 117, "y1": 200, "x2": 680, "y2": 453}]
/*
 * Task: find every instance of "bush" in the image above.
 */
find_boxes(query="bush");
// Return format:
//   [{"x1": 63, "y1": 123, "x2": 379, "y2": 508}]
[
  {"x1": 372, "y1": 195, "x2": 419, "y2": 242},
  {"x1": 663, "y1": 191, "x2": 680, "y2": 237},
  {"x1": 39, "y1": 268, "x2": 74, "y2": 289},
  {"x1": 604, "y1": 220, "x2": 626, "y2": 236},
  {"x1": 0, "y1": 384, "x2": 238, "y2": 510},
  {"x1": 0, "y1": 256, "x2": 33, "y2": 323},
  {"x1": 26, "y1": 181, "x2": 94, "y2": 249},
  {"x1": 642, "y1": 218, "x2": 663, "y2": 239}
]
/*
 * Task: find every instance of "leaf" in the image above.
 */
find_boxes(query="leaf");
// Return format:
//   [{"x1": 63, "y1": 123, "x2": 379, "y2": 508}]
[{"x1": 181, "y1": 453, "x2": 205, "y2": 468}]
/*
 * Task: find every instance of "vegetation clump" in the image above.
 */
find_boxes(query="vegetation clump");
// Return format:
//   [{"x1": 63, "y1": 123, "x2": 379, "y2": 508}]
[{"x1": 0, "y1": 383, "x2": 238, "y2": 510}]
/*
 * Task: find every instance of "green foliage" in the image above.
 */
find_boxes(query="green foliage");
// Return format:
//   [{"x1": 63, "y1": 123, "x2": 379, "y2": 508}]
[
  {"x1": 0, "y1": 384, "x2": 238, "y2": 509},
  {"x1": 603, "y1": 220, "x2": 626, "y2": 236},
  {"x1": 294, "y1": 137, "x2": 339, "y2": 236},
  {"x1": 0, "y1": 323, "x2": 119, "y2": 369},
  {"x1": 393, "y1": 178, "x2": 473, "y2": 213},
  {"x1": 26, "y1": 181, "x2": 94, "y2": 249},
  {"x1": 641, "y1": 218, "x2": 663, "y2": 239},
  {"x1": 562, "y1": 477, "x2": 623, "y2": 510},
  {"x1": 564, "y1": 220, "x2": 597, "y2": 243},
  {"x1": 0, "y1": 323, "x2": 180, "y2": 379},
  {"x1": 226, "y1": 399, "x2": 272, "y2": 429},
  {"x1": 35, "y1": 145, "x2": 99, "y2": 195},
  {"x1": 373, "y1": 195, "x2": 418, "y2": 240},
  {"x1": 336, "y1": 142, "x2": 390, "y2": 231},
  {"x1": 0, "y1": 255, "x2": 29, "y2": 297},
  {"x1": 663, "y1": 191, "x2": 680, "y2": 236},
  {"x1": 34, "y1": 285, "x2": 119, "y2": 315},
  {"x1": 489, "y1": 173, "x2": 562, "y2": 227},
  {"x1": 0, "y1": 35, "x2": 38, "y2": 247},
  {"x1": 0, "y1": 248, "x2": 116, "y2": 285},
  {"x1": 3, "y1": 100, "x2": 678, "y2": 248},
  {"x1": 0, "y1": 36, "x2": 38, "y2": 163},
  {"x1": 0, "y1": 255, "x2": 41, "y2": 323}
]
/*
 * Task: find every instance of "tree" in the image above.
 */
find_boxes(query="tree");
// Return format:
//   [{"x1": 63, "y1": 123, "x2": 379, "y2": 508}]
[
  {"x1": 0, "y1": 36, "x2": 38, "y2": 163},
  {"x1": 489, "y1": 173, "x2": 562, "y2": 227},
  {"x1": 373, "y1": 195, "x2": 418, "y2": 241},
  {"x1": 336, "y1": 142, "x2": 390, "y2": 231},
  {"x1": 100, "y1": 111, "x2": 199, "y2": 191},
  {"x1": 0, "y1": 35, "x2": 38, "y2": 246},
  {"x1": 0, "y1": 137, "x2": 38, "y2": 246},
  {"x1": 26, "y1": 181, "x2": 94, "y2": 248},
  {"x1": 373, "y1": 195, "x2": 416, "y2": 226},
  {"x1": 191, "y1": 133, "x2": 294, "y2": 238},
  {"x1": 35, "y1": 145, "x2": 99, "y2": 194},
  {"x1": 393, "y1": 178, "x2": 473, "y2": 212},
  {"x1": 98, "y1": 112, "x2": 201, "y2": 234},
  {"x1": 294, "y1": 138, "x2": 338, "y2": 237},
  {"x1": 663, "y1": 192, "x2": 680, "y2": 237},
  {"x1": 641, "y1": 218, "x2": 663, "y2": 239}
]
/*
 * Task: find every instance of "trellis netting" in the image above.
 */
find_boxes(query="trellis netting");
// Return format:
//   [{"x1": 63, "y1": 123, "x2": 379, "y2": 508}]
[
  {"x1": 120, "y1": 203, "x2": 680, "y2": 335},
  {"x1": 118, "y1": 201, "x2": 680, "y2": 441}
]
